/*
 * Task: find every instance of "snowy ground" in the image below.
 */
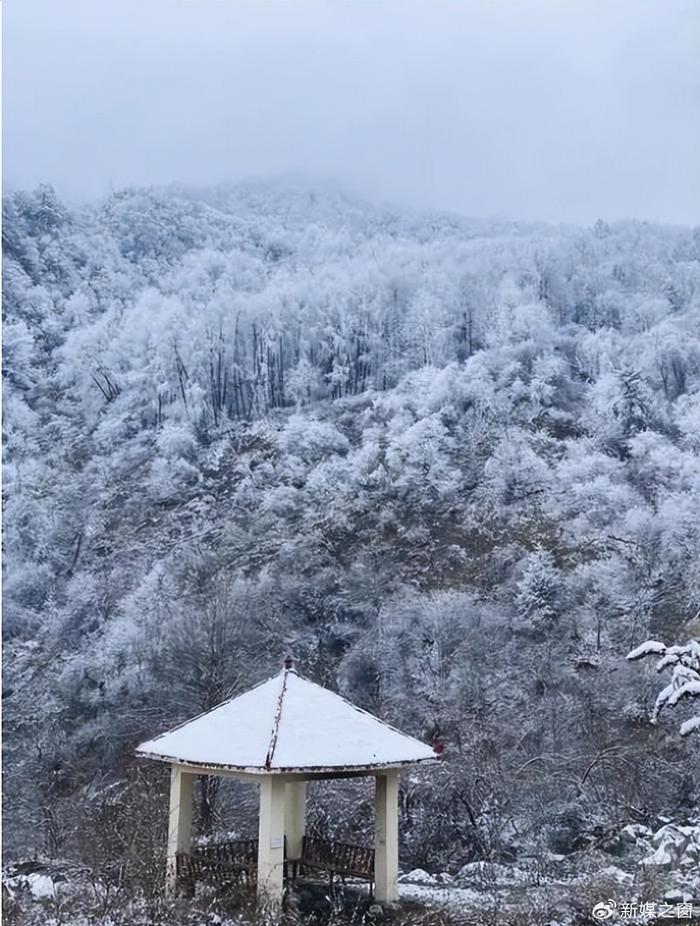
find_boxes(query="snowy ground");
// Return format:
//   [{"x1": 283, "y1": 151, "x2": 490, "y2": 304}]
[
  {"x1": 4, "y1": 822, "x2": 700, "y2": 925},
  {"x1": 395, "y1": 827, "x2": 700, "y2": 925}
]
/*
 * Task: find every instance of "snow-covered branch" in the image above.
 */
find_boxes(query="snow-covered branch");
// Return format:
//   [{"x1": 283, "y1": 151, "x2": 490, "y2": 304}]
[{"x1": 627, "y1": 639, "x2": 700, "y2": 736}]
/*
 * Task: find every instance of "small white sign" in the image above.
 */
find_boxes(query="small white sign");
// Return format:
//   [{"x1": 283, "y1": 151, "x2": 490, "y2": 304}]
[{"x1": 270, "y1": 835, "x2": 284, "y2": 849}]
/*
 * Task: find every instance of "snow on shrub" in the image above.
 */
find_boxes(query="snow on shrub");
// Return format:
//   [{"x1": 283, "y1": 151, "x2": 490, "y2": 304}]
[{"x1": 627, "y1": 638, "x2": 700, "y2": 736}]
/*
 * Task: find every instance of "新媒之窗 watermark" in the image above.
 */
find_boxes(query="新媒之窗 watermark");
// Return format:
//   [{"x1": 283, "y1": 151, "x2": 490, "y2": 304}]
[{"x1": 592, "y1": 899, "x2": 694, "y2": 920}]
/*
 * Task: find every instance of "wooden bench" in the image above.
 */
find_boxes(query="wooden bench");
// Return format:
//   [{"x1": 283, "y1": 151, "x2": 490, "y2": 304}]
[
  {"x1": 176, "y1": 835, "x2": 375, "y2": 896},
  {"x1": 176, "y1": 838, "x2": 259, "y2": 892},
  {"x1": 300, "y1": 835, "x2": 375, "y2": 895}
]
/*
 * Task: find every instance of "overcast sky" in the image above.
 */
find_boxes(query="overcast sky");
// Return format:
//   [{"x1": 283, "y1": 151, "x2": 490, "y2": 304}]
[{"x1": 4, "y1": 0, "x2": 699, "y2": 224}]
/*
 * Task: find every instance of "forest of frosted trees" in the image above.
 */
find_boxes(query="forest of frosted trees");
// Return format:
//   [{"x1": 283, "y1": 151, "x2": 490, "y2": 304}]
[{"x1": 3, "y1": 180, "x2": 700, "y2": 922}]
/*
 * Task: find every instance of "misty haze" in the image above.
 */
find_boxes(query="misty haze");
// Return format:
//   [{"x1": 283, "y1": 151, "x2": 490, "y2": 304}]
[{"x1": 3, "y1": 3, "x2": 700, "y2": 926}]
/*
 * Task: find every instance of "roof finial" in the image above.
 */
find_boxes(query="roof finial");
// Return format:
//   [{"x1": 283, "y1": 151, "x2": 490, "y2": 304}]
[{"x1": 283, "y1": 654, "x2": 296, "y2": 672}]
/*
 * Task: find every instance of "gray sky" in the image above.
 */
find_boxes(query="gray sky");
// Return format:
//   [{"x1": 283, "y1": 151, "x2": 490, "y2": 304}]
[{"x1": 4, "y1": 0, "x2": 699, "y2": 224}]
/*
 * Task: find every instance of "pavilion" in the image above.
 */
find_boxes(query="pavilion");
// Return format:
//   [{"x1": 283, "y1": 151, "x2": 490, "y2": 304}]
[{"x1": 135, "y1": 657, "x2": 437, "y2": 906}]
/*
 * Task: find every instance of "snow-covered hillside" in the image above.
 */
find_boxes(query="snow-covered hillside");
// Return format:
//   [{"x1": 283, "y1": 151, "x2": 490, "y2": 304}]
[{"x1": 3, "y1": 181, "x2": 700, "y2": 923}]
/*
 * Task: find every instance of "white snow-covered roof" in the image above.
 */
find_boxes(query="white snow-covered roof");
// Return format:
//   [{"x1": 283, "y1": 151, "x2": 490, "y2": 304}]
[{"x1": 136, "y1": 665, "x2": 436, "y2": 773}]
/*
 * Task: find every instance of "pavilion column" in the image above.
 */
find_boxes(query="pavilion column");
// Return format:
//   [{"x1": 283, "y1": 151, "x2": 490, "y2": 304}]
[
  {"x1": 284, "y1": 780, "x2": 306, "y2": 862},
  {"x1": 257, "y1": 776, "x2": 286, "y2": 906},
  {"x1": 374, "y1": 770, "x2": 399, "y2": 903},
  {"x1": 166, "y1": 766, "x2": 194, "y2": 898}
]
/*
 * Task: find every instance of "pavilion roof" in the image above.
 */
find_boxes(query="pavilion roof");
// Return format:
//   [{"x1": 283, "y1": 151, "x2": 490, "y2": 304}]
[{"x1": 135, "y1": 663, "x2": 436, "y2": 773}]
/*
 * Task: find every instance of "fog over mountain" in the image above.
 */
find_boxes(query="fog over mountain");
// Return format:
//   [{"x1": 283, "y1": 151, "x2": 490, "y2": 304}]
[{"x1": 4, "y1": 0, "x2": 700, "y2": 223}]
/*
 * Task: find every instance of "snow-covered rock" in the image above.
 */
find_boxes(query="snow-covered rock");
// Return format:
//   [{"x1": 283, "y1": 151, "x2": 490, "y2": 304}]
[
  {"x1": 642, "y1": 823, "x2": 700, "y2": 869},
  {"x1": 399, "y1": 868, "x2": 438, "y2": 885},
  {"x1": 3, "y1": 871, "x2": 56, "y2": 900},
  {"x1": 27, "y1": 874, "x2": 55, "y2": 899}
]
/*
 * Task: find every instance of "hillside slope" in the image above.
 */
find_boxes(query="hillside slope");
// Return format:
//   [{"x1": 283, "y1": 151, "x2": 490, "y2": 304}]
[{"x1": 3, "y1": 181, "x2": 700, "y2": 875}]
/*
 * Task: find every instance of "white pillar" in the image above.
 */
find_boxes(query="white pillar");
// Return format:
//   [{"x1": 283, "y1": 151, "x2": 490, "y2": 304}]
[
  {"x1": 374, "y1": 771, "x2": 399, "y2": 903},
  {"x1": 166, "y1": 766, "x2": 194, "y2": 898},
  {"x1": 257, "y1": 776, "x2": 286, "y2": 906},
  {"x1": 284, "y1": 780, "x2": 306, "y2": 861}
]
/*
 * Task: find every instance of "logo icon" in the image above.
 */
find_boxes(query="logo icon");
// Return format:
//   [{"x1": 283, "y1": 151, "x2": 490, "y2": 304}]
[{"x1": 591, "y1": 900, "x2": 617, "y2": 920}]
